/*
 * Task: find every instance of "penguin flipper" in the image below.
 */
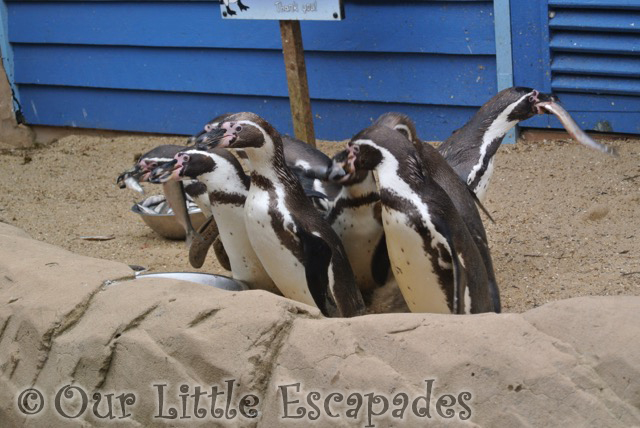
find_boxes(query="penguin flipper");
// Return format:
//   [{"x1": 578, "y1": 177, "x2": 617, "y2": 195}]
[
  {"x1": 188, "y1": 215, "x2": 220, "y2": 269},
  {"x1": 371, "y1": 234, "x2": 391, "y2": 286},
  {"x1": 468, "y1": 187, "x2": 495, "y2": 224},
  {"x1": 298, "y1": 229, "x2": 334, "y2": 316},
  {"x1": 449, "y1": 245, "x2": 468, "y2": 315}
]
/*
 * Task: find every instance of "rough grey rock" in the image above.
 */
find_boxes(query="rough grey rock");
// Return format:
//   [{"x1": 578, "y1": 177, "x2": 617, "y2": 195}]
[{"x1": 1, "y1": 222, "x2": 639, "y2": 427}]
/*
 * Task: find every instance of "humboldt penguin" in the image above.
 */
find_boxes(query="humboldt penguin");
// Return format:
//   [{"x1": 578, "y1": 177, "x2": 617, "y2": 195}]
[
  {"x1": 336, "y1": 124, "x2": 494, "y2": 314},
  {"x1": 437, "y1": 87, "x2": 617, "y2": 202},
  {"x1": 375, "y1": 112, "x2": 501, "y2": 312},
  {"x1": 213, "y1": 112, "x2": 366, "y2": 318},
  {"x1": 150, "y1": 148, "x2": 280, "y2": 294},
  {"x1": 325, "y1": 151, "x2": 390, "y2": 297}
]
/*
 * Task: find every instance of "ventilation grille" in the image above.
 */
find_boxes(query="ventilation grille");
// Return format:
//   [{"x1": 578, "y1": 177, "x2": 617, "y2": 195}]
[{"x1": 548, "y1": 0, "x2": 640, "y2": 96}]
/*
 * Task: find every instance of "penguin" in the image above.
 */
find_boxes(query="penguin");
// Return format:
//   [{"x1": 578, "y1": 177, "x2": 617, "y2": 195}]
[
  {"x1": 149, "y1": 148, "x2": 280, "y2": 294},
  {"x1": 437, "y1": 87, "x2": 616, "y2": 202},
  {"x1": 336, "y1": 124, "x2": 494, "y2": 314},
  {"x1": 213, "y1": 112, "x2": 366, "y2": 318},
  {"x1": 375, "y1": 112, "x2": 501, "y2": 312},
  {"x1": 192, "y1": 115, "x2": 342, "y2": 204},
  {"x1": 325, "y1": 151, "x2": 390, "y2": 297}
]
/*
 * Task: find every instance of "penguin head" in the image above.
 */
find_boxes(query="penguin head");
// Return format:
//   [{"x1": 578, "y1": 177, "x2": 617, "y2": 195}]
[
  {"x1": 373, "y1": 112, "x2": 419, "y2": 145},
  {"x1": 217, "y1": 112, "x2": 278, "y2": 150},
  {"x1": 189, "y1": 113, "x2": 234, "y2": 147},
  {"x1": 148, "y1": 150, "x2": 216, "y2": 183},
  {"x1": 496, "y1": 87, "x2": 559, "y2": 122},
  {"x1": 344, "y1": 140, "x2": 383, "y2": 173},
  {"x1": 173, "y1": 150, "x2": 217, "y2": 180},
  {"x1": 136, "y1": 156, "x2": 175, "y2": 182},
  {"x1": 328, "y1": 148, "x2": 370, "y2": 184}
]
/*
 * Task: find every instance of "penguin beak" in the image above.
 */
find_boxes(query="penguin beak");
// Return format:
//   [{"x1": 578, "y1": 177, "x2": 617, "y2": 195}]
[
  {"x1": 116, "y1": 168, "x2": 145, "y2": 194},
  {"x1": 533, "y1": 98, "x2": 618, "y2": 157},
  {"x1": 193, "y1": 128, "x2": 227, "y2": 150},
  {"x1": 328, "y1": 149, "x2": 356, "y2": 183},
  {"x1": 148, "y1": 159, "x2": 179, "y2": 184},
  {"x1": 327, "y1": 161, "x2": 347, "y2": 181}
]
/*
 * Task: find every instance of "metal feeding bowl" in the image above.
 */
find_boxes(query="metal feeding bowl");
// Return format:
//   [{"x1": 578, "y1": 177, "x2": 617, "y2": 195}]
[
  {"x1": 131, "y1": 195, "x2": 207, "y2": 240},
  {"x1": 136, "y1": 272, "x2": 248, "y2": 291}
]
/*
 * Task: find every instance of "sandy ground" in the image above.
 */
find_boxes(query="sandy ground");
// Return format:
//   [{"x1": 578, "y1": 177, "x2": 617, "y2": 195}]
[{"x1": 0, "y1": 133, "x2": 638, "y2": 313}]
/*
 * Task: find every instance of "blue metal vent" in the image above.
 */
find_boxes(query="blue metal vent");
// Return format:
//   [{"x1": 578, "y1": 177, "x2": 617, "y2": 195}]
[{"x1": 549, "y1": 0, "x2": 640, "y2": 96}]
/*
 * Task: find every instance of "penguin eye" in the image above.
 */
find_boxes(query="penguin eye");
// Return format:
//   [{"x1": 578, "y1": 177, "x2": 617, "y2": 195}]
[
  {"x1": 182, "y1": 154, "x2": 190, "y2": 162},
  {"x1": 352, "y1": 145, "x2": 360, "y2": 153},
  {"x1": 204, "y1": 124, "x2": 213, "y2": 132},
  {"x1": 149, "y1": 162, "x2": 157, "y2": 168},
  {"x1": 235, "y1": 125, "x2": 242, "y2": 132}
]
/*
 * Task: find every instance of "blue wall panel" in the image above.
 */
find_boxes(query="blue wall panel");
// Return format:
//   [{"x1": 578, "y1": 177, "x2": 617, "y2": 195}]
[
  {"x1": 8, "y1": 1, "x2": 496, "y2": 54},
  {"x1": 7, "y1": 0, "x2": 498, "y2": 140},
  {"x1": 19, "y1": 85, "x2": 479, "y2": 141},
  {"x1": 13, "y1": 45, "x2": 496, "y2": 105}
]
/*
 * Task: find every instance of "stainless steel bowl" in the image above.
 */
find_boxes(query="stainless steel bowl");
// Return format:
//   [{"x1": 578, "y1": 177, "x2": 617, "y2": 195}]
[
  {"x1": 131, "y1": 198, "x2": 207, "y2": 240},
  {"x1": 135, "y1": 272, "x2": 248, "y2": 291}
]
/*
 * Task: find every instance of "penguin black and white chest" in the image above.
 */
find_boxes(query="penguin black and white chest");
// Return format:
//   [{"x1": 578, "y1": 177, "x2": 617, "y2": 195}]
[
  {"x1": 338, "y1": 124, "x2": 494, "y2": 314},
  {"x1": 375, "y1": 112, "x2": 501, "y2": 312},
  {"x1": 215, "y1": 112, "x2": 365, "y2": 318},
  {"x1": 326, "y1": 152, "x2": 390, "y2": 296},
  {"x1": 437, "y1": 87, "x2": 616, "y2": 202},
  {"x1": 155, "y1": 148, "x2": 279, "y2": 294}
]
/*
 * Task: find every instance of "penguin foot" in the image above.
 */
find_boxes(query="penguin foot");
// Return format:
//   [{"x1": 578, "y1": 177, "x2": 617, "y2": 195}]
[
  {"x1": 226, "y1": 6, "x2": 237, "y2": 15},
  {"x1": 238, "y1": 1, "x2": 249, "y2": 11}
]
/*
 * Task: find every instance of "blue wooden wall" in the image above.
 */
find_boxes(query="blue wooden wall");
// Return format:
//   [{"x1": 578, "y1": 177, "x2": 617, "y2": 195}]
[{"x1": 6, "y1": 0, "x2": 498, "y2": 141}]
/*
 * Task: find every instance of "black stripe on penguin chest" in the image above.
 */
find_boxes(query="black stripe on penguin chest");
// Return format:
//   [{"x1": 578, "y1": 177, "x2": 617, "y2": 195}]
[
  {"x1": 184, "y1": 181, "x2": 207, "y2": 199},
  {"x1": 251, "y1": 173, "x2": 305, "y2": 263},
  {"x1": 209, "y1": 191, "x2": 246, "y2": 207},
  {"x1": 380, "y1": 188, "x2": 455, "y2": 311},
  {"x1": 327, "y1": 192, "x2": 380, "y2": 225}
]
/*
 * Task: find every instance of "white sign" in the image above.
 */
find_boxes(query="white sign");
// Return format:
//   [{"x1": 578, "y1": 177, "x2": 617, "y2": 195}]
[{"x1": 220, "y1": 0, "x2": 344, "y2": 21}]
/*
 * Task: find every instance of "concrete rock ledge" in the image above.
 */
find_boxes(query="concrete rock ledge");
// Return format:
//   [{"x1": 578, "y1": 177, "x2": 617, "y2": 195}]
[{"x1": 0, "y1": 222, "x2": 639, "y2": 427}]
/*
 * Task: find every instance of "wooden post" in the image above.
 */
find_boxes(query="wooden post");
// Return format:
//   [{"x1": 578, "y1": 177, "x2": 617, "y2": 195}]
[{"x1": 279, "y1": 20, "x2": 316, "y2": 147}]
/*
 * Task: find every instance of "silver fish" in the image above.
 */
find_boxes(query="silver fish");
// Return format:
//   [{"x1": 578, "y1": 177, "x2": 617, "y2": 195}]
[
  {"x1": 540, "y1": 102, "x2": 618, "y2": 157},
  {"x1": 123, "y1": 175, "x2": 145, "y2": 194}
]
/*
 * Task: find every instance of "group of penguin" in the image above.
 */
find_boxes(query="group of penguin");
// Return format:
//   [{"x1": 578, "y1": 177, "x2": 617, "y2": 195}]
[{"x1": 117, "y1": 87, "x2": 616, "y2": 318}]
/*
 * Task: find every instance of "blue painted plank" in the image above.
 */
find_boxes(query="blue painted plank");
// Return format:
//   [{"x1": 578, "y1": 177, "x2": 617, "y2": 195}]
[
  {"x1": 552, "y1": 53, "x2": 640, "y2": 78},
  {"x1": 550, "y1": 32, "x2": 640, "y2": 55},
  {"x1": 554, "y1": 91, "x2": 640, "y2": 112},
  {"x1": 521, "y1": 109, "x2": 640, "y2": 134},
  {"x1": 550, "y1": 10, "x2": 640, "y2": 33},
  {"x1": 510, "y1": 1, "x2": 553, "y2": 92},
  {"x1": 7, "y1": 1, "x2": 496, "y2": 55},
  {"x1": 549, "y1": 0, "x2": 640, "y2": 9},
  {"x1": 552, "y1": 75, "x2": 640, "y2": 96},
  {"x1": 13, "y1": 44, "x2": 496, "y2": 106},
  {"x1": 18, "y1": 85, "x2": 480, "y2": 141}
]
